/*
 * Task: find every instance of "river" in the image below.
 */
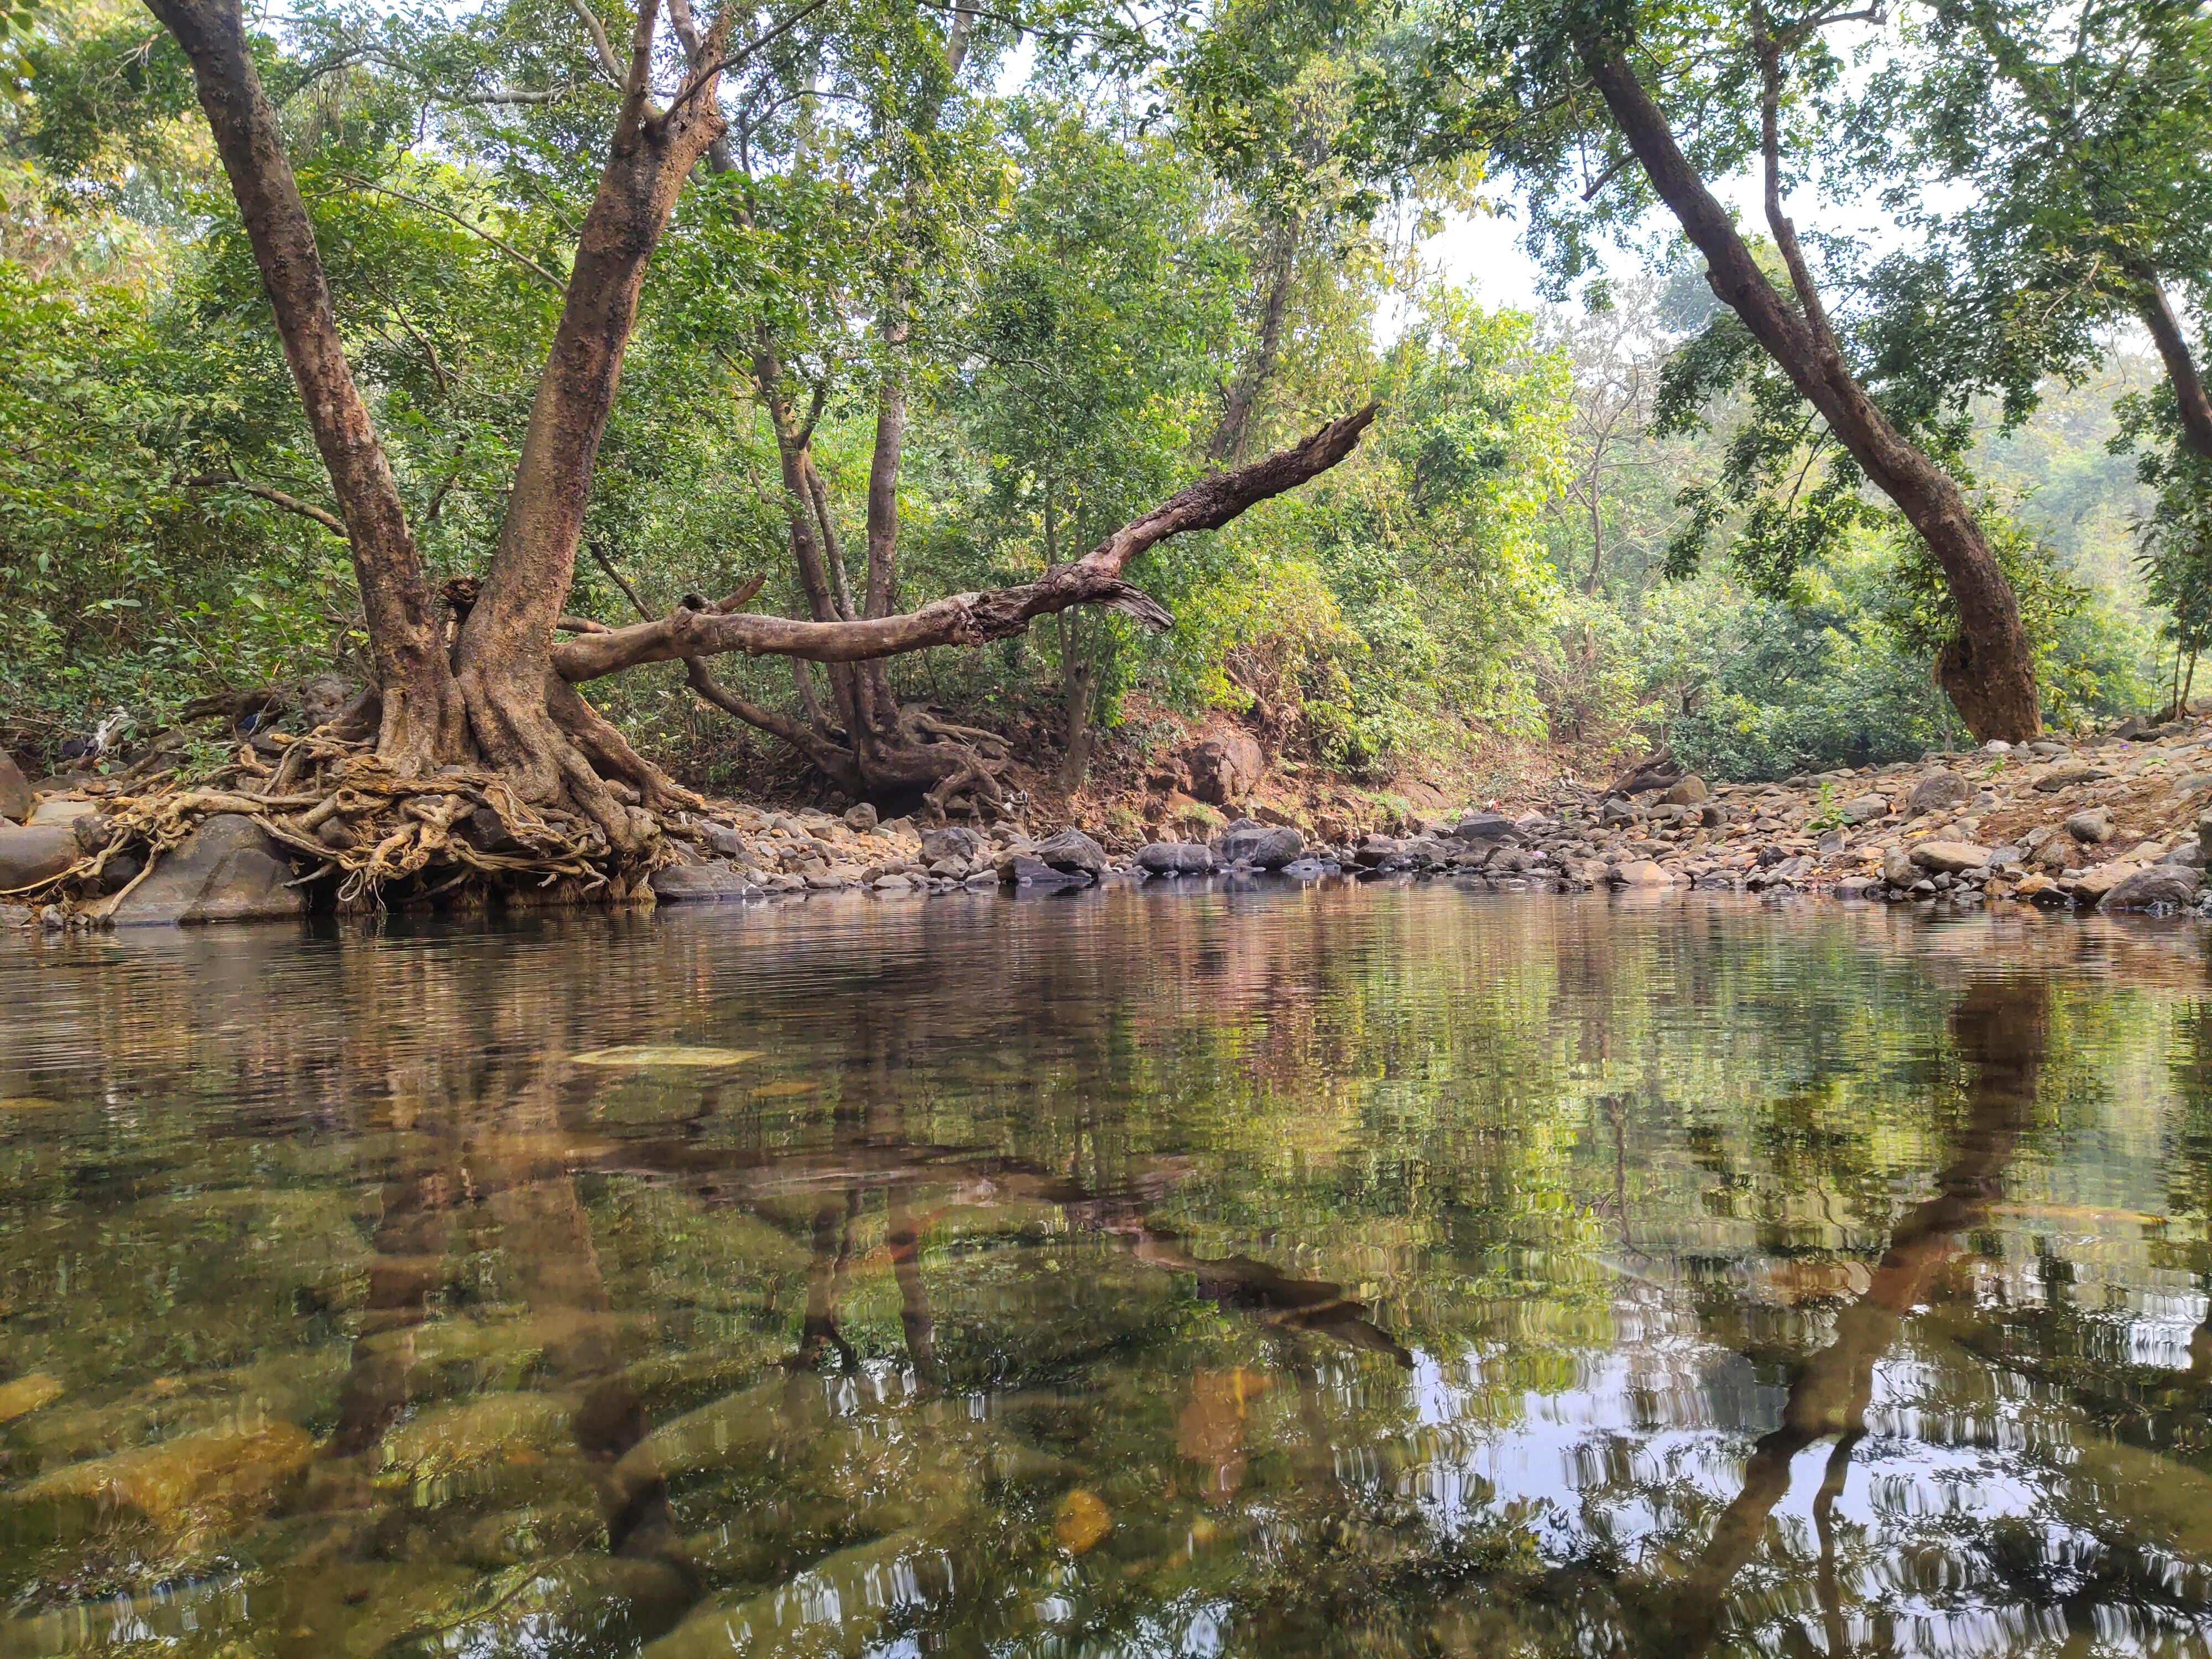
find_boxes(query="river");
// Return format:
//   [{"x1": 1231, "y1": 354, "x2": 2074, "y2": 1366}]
[{"x1": 2, "y1": 885, "x2": 2209, "y2": 1657}]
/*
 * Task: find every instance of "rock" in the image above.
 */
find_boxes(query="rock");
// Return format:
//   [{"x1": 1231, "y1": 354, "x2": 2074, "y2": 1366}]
[
  {"x1": 1451, "y1": 812, "x2": 1521, "y2": 844},
  {"x1": 1834, "y1": 877, "x2": 1875, "y2": 899},
  {"x1": 920, "y1": 826, "x2": 986, "y2": 864},
  {"x1": 1183, "y1": 732, "x2": 1264, "y2": 806},
  {"x1": 2163, "y1": 842, "x2": 2207, "y2": 869},
  {"x1": 1611, "y1": 859, "x2": 1674, "y2": 887},
  {"x1": 1135, "y1": 841, "x2": 1215, "y2": 875},
  {"x1": 2013, "y1": 873, "x2": 2057, "y2": 899},
  {"x1": 1839, "y1": 794, "x2": 1890, "y2": 825},
  {"x1": 649, "y1": 863, "x2": 758, "y2": 902},
  {"x1": 804, "y1": 867, "x2": 863, "y2": 890},
  {"x1": 0, "y1": 823, "x2": 81, "y2": 893},
  {"x1": 1700, "y1": 802, "x2": 1728, "y2": 827},
  {"x1": 111, "y1": 815, "x2": 304, "y2": 926},
  {"x1": 2070, "y1": 863, "x2": 2140, "y2": 901},
  {"x1": 1000, "y1": 853, "x2": 1088, "y2": 889},
  {"x1": 1, "y1": 1422, "x2": 312, "y2": 1552},
  {"x1": 0, "y1": 748, "x2": 32, "y2": 823},
  {"x1": 1909, "y1": 841, "x2": 1991, "y2": 874},
  {"x1": 2064, "y1": 808, "x2": 2114, "y2": 843},
  {"x1": 1218, "y1": 820, "x2": 1305, "y2": 869},
  {"x1": 1661, "y1": 774, "x2": 1709, "y2": 806},
  {"x1": 2034, "y1": 763, "x2": 2111, "y2": 791},
  {"x1": 1983, "y1": 739, "x2": 2013, "y2": 754},
  {"x1": 1599, "y1": 798, "x2": 1640, "y2": 828},
  {"x1": 698, "y1": 821, "x2": 752, "y2": 858},
  {"x1": 927, "y1": 857, "x2": 972, "y2": 879},
  {"x1": 2098, "y1": 867, "x2": 2199, "y2": 912},
  {"x1": 1353, "y1": 837, "x2": 1406, "y2": 869},
  {"x1": 1881, "y1": 848, "x2": 1918, "y2": 886},
  {"x1": 1034, "y1": 828, "x2": 1108, "y2": 875},
  {"x1": 1907, "y1": 772, "x2": 1970, "y2": 816},
  {"x1": 844, "y1": 802, "x2": 879, "y2": 832},
  {"x1": 872, "y1": 874, "x2": 915, "y2": 891}
]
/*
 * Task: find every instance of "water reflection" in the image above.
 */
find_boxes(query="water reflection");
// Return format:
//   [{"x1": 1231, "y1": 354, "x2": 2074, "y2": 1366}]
[{"x1": 0, "y1": 889, "x2": 2208, "y2": 1656}]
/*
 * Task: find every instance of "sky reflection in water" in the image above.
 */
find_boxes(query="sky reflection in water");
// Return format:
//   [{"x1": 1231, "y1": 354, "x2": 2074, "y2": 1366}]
[{"x1": 0, "y1": 886, "x2": 2209, "y2": 1658}]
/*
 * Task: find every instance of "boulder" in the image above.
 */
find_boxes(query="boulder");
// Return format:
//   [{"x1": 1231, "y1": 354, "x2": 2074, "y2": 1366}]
[
  {"x1": 1599, "y1": 797, "x2": 1640, "y2": 828},
  {"x1": 843, "y1": 802, "x2": 879, "y2": 832},
  {"x1": 1661, "y1": 774, "x2": 1709, "y2": 806},
  {"x1": 0, "y1": 748, "x2": 32, "y2": 823},
  {"x1": 0, "y1": 823, "x2": 81, "y2": 893},
  {"x1": 1182, "y1": 732, "x2": 1264, "y2": 806},
  {"x1": 2064, "y1": 807, "x2": 2113, "y2": 844},
  {"x1": 649, "y1": 862, "x2": 759, "y2": 902},
  {"x1": 1909, "y1": 841, "x2": 1991, "y2": 875},
  {"x1": 999, "y1": 853, "x2": 1089, "y2": 889},
  {"x1": 2098, "y1": 867, "x2": 2199, "y2": 912},
  {"x1": 111, "y1": 815, "x2": 305, "y2": 926},
  {"x1": 921, "y1": 826, "x2": 986, "y2": 864},
  {"x1": 1611, "y1": 859, "x2": 1674, "y2": 888},
  {"x1": 1907, "y1": 772, "x2": 1970, "y2": 816},
  {"x1": 1034, "y1": 828, "x2": 1108, "y2": 875},
  {"x1": 1353, "y1": 837, "x2": 1406, "y2": 869},
  {"x1": 2069, "y1": 863, "x2": 2139, "y2": 902},
  {"x1": 698, "y1": 821, "x2": 752, "y2": 858},
  {"x1": 1834, "y1": 876, "x2": 1876, "y2": 899},
  {"x1": 1881, "y1": 848, "x2": 1918, "y2": 887},
  {"x1": 1135, "y1": 841, "x2": 1215, "y2": 875},
  {"x1": 1451, "y1": 812, "x2": 1521, "y2": 844},
  {"x1": 1218, "y1": 820, "x2": 1304, "y2": 869},
  {"x1": 1839, "y1": 794, "x2": 1890, "y2": 826}
]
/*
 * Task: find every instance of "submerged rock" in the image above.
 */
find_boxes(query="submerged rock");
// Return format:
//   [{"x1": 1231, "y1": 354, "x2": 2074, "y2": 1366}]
[
  {"x1": 111, "y1": 815, "x2": 304, "y2": 926},
  {"x1": 0, "y1": 1422, "x2": 312, "y2": 1552}
]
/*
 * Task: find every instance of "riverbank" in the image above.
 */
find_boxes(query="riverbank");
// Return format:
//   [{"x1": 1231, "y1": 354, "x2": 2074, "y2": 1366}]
[{"x1": 11, "y1": 710, "x2": 2212, "y2": 924}]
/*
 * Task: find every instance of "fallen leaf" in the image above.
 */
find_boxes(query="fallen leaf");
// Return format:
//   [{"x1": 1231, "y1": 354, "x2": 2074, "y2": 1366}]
[
  {"x1": 1055, "y1": 1488, "x2": 1112, "y2": 1554},
  {"x1": 570, "y1": 1046, "x2": 763, "y2": 1069}
]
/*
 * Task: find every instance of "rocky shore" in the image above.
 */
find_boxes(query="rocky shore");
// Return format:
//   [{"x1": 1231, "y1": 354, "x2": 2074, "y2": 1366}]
[{"x1": 10, "y1": 711, "x2": 2212, "y2": 924}]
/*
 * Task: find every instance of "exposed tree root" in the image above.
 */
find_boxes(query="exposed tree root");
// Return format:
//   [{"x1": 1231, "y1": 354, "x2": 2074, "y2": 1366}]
[{"x1": 14, "y1": 729, "x2": 675, "y2": 923}]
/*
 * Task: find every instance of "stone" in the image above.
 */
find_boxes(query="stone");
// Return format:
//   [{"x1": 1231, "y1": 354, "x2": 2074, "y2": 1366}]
[
  {"x1": 802, "y1": 869, "x2": 854, "y2": 890},
  {"x1": 1000, "y1": 853, "x2": 1088, "y2": 889},
  {"x1": 1353, "y1": 838, "x2": 1406, "y2": 869},
  {"x1": 1451, "y1": 812, "x2": 1521, "y2": 844},
  {"x1": 649, "y1": 862, "x2": 758, "y2": 902},
  {"x1": 698, "y1": 821, "x2": 752, "y2": 858},
  {"x1": 2098, "y1": 867, "x2": 2199, "y2": 912},
  {"x1": 1906, "y1": 772, "x2": 1970, "y2": 816},
  {"x1": 1, "y1": 1422, "x2": 312, "y2": 1551},
  {"x1": 1881, "y1": 848, "x2": 1918, "y2": 886},
  {"x1": 0, "y1": 748, "x2": 31, "y2": 823},
  {"x1": 1612, "y1": 860, "x2": 1674, "y2": 887},
  {"x1": 2013, "y1": 873, "x2": 2057, "y2": 899},
  {"x1": 1983, "y1": 739, "x2": 2013, "y2": 754},
  {"x1": 1599, "y1": 797, "x2": 1640, "y2": 828},
  {"x1": 111, "y1": 815, "x2": 305, "y2": 926},
  {"x1": 1182, "y1": 732, "x2": 1265, "y2": 806},
  {"x1": 2070, "y1": 863, "x2": 2140, "y2": 901},
  {"x1": 0, "y1": 823, "x2": 81, "y2": 893},
  {"x1": 1700, "y1": 803, "x2": 1728, "y2": 827},
  {"x1": 1661, "y1": 774, "x2": 1709, "y2": 806},
  {"x1": 1909, "y1": 841, "x2": 1991, "y2": 875},
  {"x1": 1034, "y1": 828, "x2": 1108, "y2": 875},
  {"x1": 1839, "y1": 794, "x2": 1890, "y2": 825},
  {"x1": 844, "y1": 802, "x2": 879, "y2": 832},
  {"x1": 2034, "y1": 763, "x2": 2111, "y2": 791},
  {"x1": 2064, "y1": 808, "x2": 2113, "y2": 843},
  {"x1": 1218, "y1": 820, "x2": 1304, "y2": 869},
  {"x1": 872, "y1": 874, "x2": 914, "y2": 891},
  {"x1": 1135, "y1": 841, "x2": 1215, "y2": 875},
  {"x1": 1834, "y1": 877, "x2": 1875, "y2": 899},
  {"x1": 921, "y1": 826, "x2": 986, "y2": 864},
  {"x1": 2163, "y1": 842, "x2": 2207, "y2": 869}
]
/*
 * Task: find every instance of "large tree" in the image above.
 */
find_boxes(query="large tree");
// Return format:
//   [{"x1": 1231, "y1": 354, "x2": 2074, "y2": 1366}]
[
  {"x1": 139, "y1": 0, "x2": 1373, "y2": 859},
  {"x1": 1373, "y1": 0, "x2": 2044, "y2": 740}
]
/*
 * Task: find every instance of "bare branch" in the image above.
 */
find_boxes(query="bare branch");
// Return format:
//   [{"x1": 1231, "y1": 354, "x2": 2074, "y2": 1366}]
[
  {"x1": 565, "y1": 0, "x2": 625, "y2": 83},
  {"x1": 189, "y1": 474, "x2": 349, "y2": 536},
  {"x1": 330, "y1": 173, "x2": 565, "y2": 290},
  {"x1": 552, "y1": 404, "x2": 1379, "y2": 681}
]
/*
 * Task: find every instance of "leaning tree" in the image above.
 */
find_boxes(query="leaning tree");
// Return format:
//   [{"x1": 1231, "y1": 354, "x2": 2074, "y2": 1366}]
[
  {"x1": 134, "y1": 0, "x2": 1373, "y2": 876},
  {"x1": 1381, "y1": 0, "x2": 2046, "y2": 741}
]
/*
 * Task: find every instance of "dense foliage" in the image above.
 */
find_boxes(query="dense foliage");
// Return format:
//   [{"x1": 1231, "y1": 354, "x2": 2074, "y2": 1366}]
[{"x1": 0, "y1": 0, "x2": 2195, "y2": 790}]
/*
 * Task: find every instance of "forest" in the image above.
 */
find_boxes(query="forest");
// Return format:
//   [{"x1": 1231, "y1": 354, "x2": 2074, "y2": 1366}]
[{"x1": 2, "y1": 0, "x2": 2209, "y2": 876}]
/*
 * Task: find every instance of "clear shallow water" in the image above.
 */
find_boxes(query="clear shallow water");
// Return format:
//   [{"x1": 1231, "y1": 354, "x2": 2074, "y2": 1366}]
[{"x1": 0, "y1": 885, "x2": 2209, "y2": 1658}]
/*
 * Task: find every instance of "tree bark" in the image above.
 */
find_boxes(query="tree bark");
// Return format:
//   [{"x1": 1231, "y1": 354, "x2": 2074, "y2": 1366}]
[
  {"x1": 2133, "y1": 275, "x2": 2212, "y2": 463},
  {"x1": 147, "y1": 0, "x2": 467, "y2": 772},
  {"x1": 1577, "y1": 33, "x2": 2042, "y2": 742},
  {"x1": 1059, "y1": 611, "x2": 1096, "y2": 792},
  {"x1": 1207, "y1": 217, "x2": 1300, "y2": 467}
]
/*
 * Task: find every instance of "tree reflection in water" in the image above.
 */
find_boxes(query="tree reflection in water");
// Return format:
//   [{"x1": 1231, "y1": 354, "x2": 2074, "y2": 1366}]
[{"x1": 0, "y1": 889, "x2": 2208, "y2": 1657}]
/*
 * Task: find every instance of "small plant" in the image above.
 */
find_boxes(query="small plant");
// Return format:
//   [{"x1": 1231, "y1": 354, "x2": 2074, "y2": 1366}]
[{"x1": 1802, "y1": 781, "x2": 1845, "y2": 834}]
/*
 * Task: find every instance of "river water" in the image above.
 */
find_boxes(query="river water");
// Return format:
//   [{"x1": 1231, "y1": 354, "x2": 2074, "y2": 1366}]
[{"x1": 1, "y1": 885, "x2": 2209, "y2": 1657}]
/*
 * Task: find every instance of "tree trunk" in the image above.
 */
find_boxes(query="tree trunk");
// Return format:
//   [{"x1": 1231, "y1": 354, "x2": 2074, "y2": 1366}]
[
  {"x1": 146, "y1": 0, "x2": 467, "y2": 773},
  {"x1": 1058, "y1": 611, "x2": 1096, "y2": 792},
  {"x1": 2133, "y1": 274, "x2": 2212, "y2": 463},
  {"x1": 1578, "y1": 33, "x2": 2041, "y2": 742}
]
